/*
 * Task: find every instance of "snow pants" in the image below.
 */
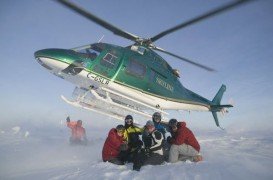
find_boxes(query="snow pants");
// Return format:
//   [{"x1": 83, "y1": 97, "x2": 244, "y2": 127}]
[
  {"x1": 168, "y1": 144, "x2": 199, "y2": 163},
  {"x1": 107, "y1": 157, "x2": 124, "y2": 165},
  {"x1": 133, "y1": 149, "x2": 164, "y2": 171}
]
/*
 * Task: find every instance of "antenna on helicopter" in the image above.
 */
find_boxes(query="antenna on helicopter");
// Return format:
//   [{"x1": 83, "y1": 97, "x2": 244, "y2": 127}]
[{"x1": 98, "y1": 35, "x2": 105, "y2": 43}]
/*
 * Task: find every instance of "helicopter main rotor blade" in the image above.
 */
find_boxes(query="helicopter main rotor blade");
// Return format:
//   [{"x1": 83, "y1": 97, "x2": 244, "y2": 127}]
[
  {"x1": 56, "y1": 0, "x2": 139, "y2": 42},
  {"x1": 150, "y1": 0, "x2": 253, "y2": 42},
  {"x1": 153, "y1": 46, "x2": 215, "y2": 72}
]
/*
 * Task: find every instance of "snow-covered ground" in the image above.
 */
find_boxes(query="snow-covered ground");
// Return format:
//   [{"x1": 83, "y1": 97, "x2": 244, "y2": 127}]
[{"x1": 1, "y1": 120, "x2": 273, "y2": 180}]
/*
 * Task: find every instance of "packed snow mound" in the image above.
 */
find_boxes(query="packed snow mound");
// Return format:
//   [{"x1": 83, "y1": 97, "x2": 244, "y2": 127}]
[{"x1": 1, "y1": 122, "x2": 273, "y2": 180}]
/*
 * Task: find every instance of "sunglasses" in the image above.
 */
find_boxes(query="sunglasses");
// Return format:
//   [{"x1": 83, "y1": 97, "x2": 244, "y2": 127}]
[{"x1": 125, "y1": 118, "x2": 133, "y2": 123}]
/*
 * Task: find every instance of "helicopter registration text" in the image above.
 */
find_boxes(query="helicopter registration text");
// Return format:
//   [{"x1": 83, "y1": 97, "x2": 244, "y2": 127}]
[
  {"x1": 87, "y1": 73, "x2": 109, "y2": 85},
  {"x1": 156, "y1": 77, "x2": 173, "y2": 92}
]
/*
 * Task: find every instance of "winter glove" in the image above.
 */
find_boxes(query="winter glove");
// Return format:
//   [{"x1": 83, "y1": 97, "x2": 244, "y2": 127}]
[
  {"x1": 66, "y1": 116, "x2": 70, "y2": 122},
  {"x1": 120, "y1": 143, "x2": 129, "y2": 151},
  {"x1": 145, "y1": 148, "x2": 150, "y2": 154},
  {"x1": 167, "y1": 136, "x2": 172, "y2": 144}
]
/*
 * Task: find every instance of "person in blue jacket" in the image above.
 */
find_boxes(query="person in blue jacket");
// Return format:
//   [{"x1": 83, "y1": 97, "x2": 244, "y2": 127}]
[
  {"x1": 152, "y1": 112, "x2": 166, "y2": 140},
  {"x1": 152, "y1": 112, "x2": 169, "y2": 159}
]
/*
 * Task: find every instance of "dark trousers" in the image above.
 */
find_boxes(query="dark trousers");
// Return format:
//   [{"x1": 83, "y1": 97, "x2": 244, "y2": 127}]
[
  {"x1": 133, "y1": 149, "x2": 164, "y2": 171},
  {"x1": 107, "y1": 157, "x2": 124, "y2": 165},
  {"x1": 106, "y1": 150, "x2": 131, "y2": 165}
]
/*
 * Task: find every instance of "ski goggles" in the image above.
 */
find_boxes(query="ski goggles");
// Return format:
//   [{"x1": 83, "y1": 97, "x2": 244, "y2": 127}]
[{"x1": 125, "y1": 118, "x2": 133, "y2": 124}]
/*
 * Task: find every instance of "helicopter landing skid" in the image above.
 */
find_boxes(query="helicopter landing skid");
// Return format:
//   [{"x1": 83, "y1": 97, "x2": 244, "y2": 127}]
[
  {"x1": 60, "y1": 87, "x2": 165, "y2": 122},
  {"x1": 61, "y1": 95, "x2": 124, "y2": 121}
]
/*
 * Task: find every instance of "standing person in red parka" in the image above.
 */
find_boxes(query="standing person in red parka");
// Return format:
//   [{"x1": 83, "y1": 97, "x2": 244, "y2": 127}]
[
  {"x1": 66, "y1": 116, "x2": 87, "y2": 145},
  {"x1": 167, "y1": 119, "x2": 203, "y2": 163},
  {"x1": 102, "y1": 125, "x2": 128, "y2": 165}
]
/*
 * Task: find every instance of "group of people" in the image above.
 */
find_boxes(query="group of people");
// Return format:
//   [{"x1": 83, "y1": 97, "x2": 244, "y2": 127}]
[
  {"x1": 65, "y1": 113, "x2": 202, "y2": 171},
  {"x1": 101, "y1": 113, "x2": 203, "y2": 171}
]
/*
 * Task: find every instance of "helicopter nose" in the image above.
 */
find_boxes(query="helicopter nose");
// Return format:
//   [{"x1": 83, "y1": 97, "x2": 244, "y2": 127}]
[{"x1": 34, "y1": 49, "x2": 70, "y2": 71}]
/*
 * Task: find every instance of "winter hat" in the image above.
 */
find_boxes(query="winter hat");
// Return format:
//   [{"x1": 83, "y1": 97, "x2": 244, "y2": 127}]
[
  {"x1": 146, "y1": 120, "x2": 154, "y2": 127},
  {"x1": 125, "y1": 115, "x2": 133, "y2": 120},
  {"x1": 116, "y1": 124, "x2": 125, "y2": 131},
  {"x1": 168, "y1": 119, "x2": 178, "y2": 127}
]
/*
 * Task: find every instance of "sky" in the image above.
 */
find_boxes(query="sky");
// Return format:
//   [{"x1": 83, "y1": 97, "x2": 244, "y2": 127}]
[{"x1": 0, "y1": 0, "x2": 273, "y2": 131}]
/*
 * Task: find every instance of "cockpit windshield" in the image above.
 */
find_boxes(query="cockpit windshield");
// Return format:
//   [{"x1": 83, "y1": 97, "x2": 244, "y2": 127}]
[{"x1": 72, "y1": 43, "x2": 105, "y2": 60}]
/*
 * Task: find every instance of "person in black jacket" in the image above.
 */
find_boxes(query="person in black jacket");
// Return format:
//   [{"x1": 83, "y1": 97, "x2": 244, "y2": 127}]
[{"x1": 133, "y1": 120, "x2": 165, "y2": 171}]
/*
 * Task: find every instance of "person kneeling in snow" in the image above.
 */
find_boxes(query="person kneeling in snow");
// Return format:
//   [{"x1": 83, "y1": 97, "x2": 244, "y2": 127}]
[
  {"x1": 167, "y1": 119, "x2": 203, "y2": 163},
  {"x1": 102, "y1": 125, "x2": 128, "y2": 165},
  {"x1": 133, "y1": 120, "x2": 165, "y2": 171},
  {"x1": 123, "y1": 115, "x2": 143, "y2": 162},
  {"x1": 66, "y1": 116, "x2": 87, "y2": 145}
]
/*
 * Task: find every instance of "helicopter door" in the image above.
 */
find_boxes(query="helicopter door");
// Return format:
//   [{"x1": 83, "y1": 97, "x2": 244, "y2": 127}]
[{"x1": 92, "y1": 50, "x2": 121, "y2": 79}]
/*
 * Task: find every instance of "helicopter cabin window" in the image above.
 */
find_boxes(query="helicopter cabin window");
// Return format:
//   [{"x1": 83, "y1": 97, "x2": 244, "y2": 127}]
[
  {"x1": 100, "y1": 53, "x2": 117, "y2": 69},
  {"x1": 126, "y1": 59, "x2": 146, "y2": 78}
]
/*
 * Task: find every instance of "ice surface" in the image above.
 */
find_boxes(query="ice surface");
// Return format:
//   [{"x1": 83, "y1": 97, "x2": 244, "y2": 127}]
[{"x1": 1, "y1": 121, "x2": 273, "y2": 180}]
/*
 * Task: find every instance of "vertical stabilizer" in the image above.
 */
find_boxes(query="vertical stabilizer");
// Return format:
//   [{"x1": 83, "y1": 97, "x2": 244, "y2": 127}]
[
  {"x1": 212, "y1": 84, "x2": 226, "y2": 105},
  {"x1": 211, "y1": 84, "x2": 229, "y2": 129},
  {"x1": 212, "y1": 112, "x2": 219, "y2": 127}
]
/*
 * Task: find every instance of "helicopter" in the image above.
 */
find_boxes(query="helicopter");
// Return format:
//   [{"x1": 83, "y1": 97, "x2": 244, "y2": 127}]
[{"x1": 34, "y1": 0, "x2": 252, "y2": 127}]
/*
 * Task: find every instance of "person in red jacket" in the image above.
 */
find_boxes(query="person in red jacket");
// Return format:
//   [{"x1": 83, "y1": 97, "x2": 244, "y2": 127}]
[
  {"x1": 167, "y1": 119, "x2": 203, "y2": 163},
  {"x1": 102, "y1": 125, "x2": 128, "y2": 165},
  {"x1": 66, "y1": 116, "x2": 87, "y2": 145}
]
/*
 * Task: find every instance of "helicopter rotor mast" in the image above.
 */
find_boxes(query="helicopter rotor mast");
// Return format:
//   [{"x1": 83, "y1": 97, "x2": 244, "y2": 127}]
[{"x1": 56, "y1": 0, "x2": 252, "y2": 72}]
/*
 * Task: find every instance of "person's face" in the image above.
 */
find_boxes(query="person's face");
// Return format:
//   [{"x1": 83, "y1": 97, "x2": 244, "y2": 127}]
[
  {"x1": 117, "y1": 130, "x2": 124, "y2": 137},
  {"x1": 171, "y1": 125, "x2": 177, "y2": 132},
  {"x1": 146, "y1": 125, "x2": 155, "y2": 133},
  {"x1": 153, "y1": 115, "x2": 161, "y2": 123},
  {"x1": 77, "y1": 121, "x2": 82, "y2": 126},
  {"x1": 125, "y1": 118, "x2": 133, "y2": 125}
]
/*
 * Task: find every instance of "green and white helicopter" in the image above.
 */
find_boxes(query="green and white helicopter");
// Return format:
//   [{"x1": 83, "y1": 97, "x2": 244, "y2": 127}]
[{"x1": 35, "y1": 0, "x2": 251, "y2": 127}]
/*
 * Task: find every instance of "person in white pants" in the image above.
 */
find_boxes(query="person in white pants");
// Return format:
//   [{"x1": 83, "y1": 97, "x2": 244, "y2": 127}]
[{"x1": 167, "y1": 119, "x2": 203, "y2": 163}]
